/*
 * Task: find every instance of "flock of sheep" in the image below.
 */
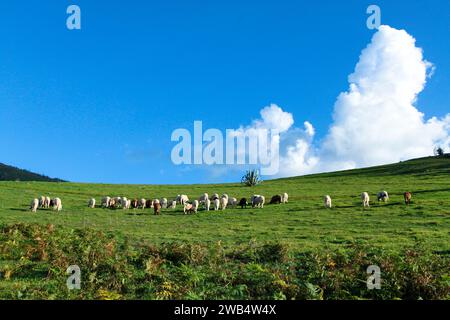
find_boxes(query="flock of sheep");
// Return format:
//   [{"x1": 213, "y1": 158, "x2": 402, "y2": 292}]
[
  {"x1": 30, "y1": 196, "x2": 62, "y2": 212},
  {"x1": 90, "y1": 193, "x2": 288, "y2": 215},
  {"x1": 324, "y1": 191, "x2": 413, "y2": 209},
  {"x1": 29, "y1": 190, "x2": 413, "y2": 214}
]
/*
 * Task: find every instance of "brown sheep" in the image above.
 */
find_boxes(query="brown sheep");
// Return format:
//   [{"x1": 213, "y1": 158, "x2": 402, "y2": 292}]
[
  {"x1": 154, "y1": 202, "x2": 161, "y2": 215},
  {"x1": 404, "y1": 192, "x2": 412, "y2": 205},
  {"x1": 131, "y1": 199, "x2": 138, "y2": 209}
]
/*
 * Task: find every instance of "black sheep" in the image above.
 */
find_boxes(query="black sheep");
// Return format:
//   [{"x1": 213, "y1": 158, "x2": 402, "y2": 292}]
[
  {"x1": 238, "y1": 198, "x2": 247, "y2": 208},
  {"x1": 269, "y1": 194, "x2": 282, "y2": 204}
]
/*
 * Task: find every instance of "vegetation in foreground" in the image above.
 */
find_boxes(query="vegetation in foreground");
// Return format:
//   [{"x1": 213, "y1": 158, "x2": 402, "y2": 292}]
[{"x1": 0, "y1": 223, "x2": 448, "y2": 300}]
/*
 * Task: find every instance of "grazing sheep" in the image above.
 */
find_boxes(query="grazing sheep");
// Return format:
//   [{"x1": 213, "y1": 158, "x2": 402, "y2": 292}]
[
  {"x1": 238, "y1": 198, "x2": 248, "y2": 209},
  {"x1": 160, "y1": 198, "x2": 168, "y2": 209},
  {"x1": 377, "y1": 191, "x2": 389, "y2": 202},
  {"x1": 169, "y1": 200, "x2": 177, "y2": 209},
  {"x1": 252, "y1": 195, "x2": 265, "y2": 208},
  {"x1": 192, "y1": 200, "x2": 199, "y2": 213},
  {"x1": 53, "y1": 198, "x2": 62, "y2": 211},
  {"x1": 281, "y1": 192, "x2": 289, "y2": 203},
  {"x1": 250, "y1": 195, "x2": 261, "y2": 207},
  {"x1": 229, "y1": 197, "x2": 237, "y2": 208},
  {"x1": 153, "y1": 199, "x2": 161, "y2": 215},
  {"x1": 404, "y1": 192, "x2": 412, "y2": 205},
  {"x1": 88, "y1": 198, "x2": 96, "y2": 208},
  {"x1": 39, "y1": 196, "x2": 46, "y2": 208},
  {"x1": 220, "y1": 195, "x2": 228, "y2": 210},
  {"x1": 101, "y1": 196, "x2": 111, "y2": 208},
  {"x1": 131, "y1": 198, "x2": 139, "y2": 209},
  {"x1": 183, "y1": 203, "x2": 195, "y2": 214},
  {"x1": 324, "y1": 195, "x2": 332, "y2": 208},
  {"x1": 198, "y1": 193, "x2": 209, "y2": 203},
  {"x1": 139, "y1": 198, "x2": 146, "y2": 209},
  {"x1": 361, "y1": 192, "x2": 370, "y2": 208},
  {"x1": 30, "y1": 198, "x2": 39, "y2": 212},
  {"x1": 121, "y1": 197, "x2": 130, "y2": 209},
  {"x1": 211, "y1": 193, "x2": 219, "y2": 201},
  {"x1": 205, "y1": 198, "x2": 211, "y2": 211},
  {"x1": 109, "y1": 198, "x2": 117, "y2": 209},
  {"x1": 44, "y1": 196, "x2": 51, "y2": 208},
  {"x1": 213, "y1": 198, "x2": 220, "y2": 211},
  {"x1": 176, "y1": 194, "x2": 189, "y2": 205},
  {"x1": 114, "y1": 197, "x2": 122, "y2": 207},
  {"x1": 146, "y1": 199, "x2": 153, "y2": 208},
  {"x1": 120, "y1": 197, "x2": 128, "y2": 208},
  {"x1": 269, "y1": 195, "x2": 282, "y2": 204}
]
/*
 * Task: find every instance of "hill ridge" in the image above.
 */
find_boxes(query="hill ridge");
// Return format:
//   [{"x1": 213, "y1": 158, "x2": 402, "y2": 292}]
[
  {"x1": 272, "y1": 155, "x2": 450, "y2": 182},
  {"x1": 0, "y1": 162, "x2": 64, "y2": 182}
]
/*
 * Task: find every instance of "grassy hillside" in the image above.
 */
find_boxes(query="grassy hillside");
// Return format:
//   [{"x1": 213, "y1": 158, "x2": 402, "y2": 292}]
[
  {"x1": 0, "y1": 157, "x2": 448, "y2": 299},
  {"x1": 0, "y1": 163, "x2": 64, "y2": 182},
  {"x1": 0, "y1": 156, "x2": 448, "y2": 251}
]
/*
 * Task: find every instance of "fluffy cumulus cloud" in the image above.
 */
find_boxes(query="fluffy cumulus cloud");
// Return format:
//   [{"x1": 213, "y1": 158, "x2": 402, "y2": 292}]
[{"x1": 241, "y1": 25, "x2": 450, "y2": 177}]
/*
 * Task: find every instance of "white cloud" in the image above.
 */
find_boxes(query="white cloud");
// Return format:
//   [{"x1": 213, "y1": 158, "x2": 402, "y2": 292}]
[
  {"x1": 252, "y1": 103, "x2": 294, "y2": 133},
  {"x1": 238, "y1": 25, "x2": 450, "y2": 177},
  {"x1": 318, "y1": 25, "x2": 450, "y2": 171}
]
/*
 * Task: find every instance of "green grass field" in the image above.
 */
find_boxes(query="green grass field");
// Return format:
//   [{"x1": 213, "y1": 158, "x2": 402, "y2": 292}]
[
  {"x1": 0, "y1": 156, "x2": 449, "y2": 300},
  {"x1": 0, "y1": 156, "x2": 449, "y2": 252}
]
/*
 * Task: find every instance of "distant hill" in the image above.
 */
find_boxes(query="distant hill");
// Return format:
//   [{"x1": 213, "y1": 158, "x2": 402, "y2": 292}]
[
  {"x1": 315, "y1": 155, "x2": 450, "y2": 177},
  {"x1": 0, "y1": 163, "x2": 65, "y2": 182},
  {"x1": 273, "y1": 155, "x2": 450, "y2": 181}
]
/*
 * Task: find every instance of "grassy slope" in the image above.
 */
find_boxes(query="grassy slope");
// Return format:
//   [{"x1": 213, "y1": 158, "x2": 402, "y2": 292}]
[{"x1": 0, "y1": 156, "x2": 449, "y2": 252}]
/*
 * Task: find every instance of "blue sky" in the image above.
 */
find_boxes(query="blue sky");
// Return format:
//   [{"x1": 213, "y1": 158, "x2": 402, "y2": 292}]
[{"x1": 0, "y1": 1, "x2": 449, "y2": 184}]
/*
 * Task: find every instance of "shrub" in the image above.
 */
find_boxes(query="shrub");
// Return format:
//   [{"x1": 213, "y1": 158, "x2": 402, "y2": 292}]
[
  {"x1": 241, "y1": 169, "x2": 262, "y2": 187},
  {"x1": 0, "y1": 223, "x2": 448, "y2": 300}
]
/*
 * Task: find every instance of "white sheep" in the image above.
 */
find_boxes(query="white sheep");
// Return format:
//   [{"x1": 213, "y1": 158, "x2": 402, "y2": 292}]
[
  {"x1": 229, "y1": 197, "x2": 237, "y2": 208},
  {"x1": 198, "y1": 193, "x2": 209, "y2": 203},
  {"x1": 324, "y1": 195, "x2": 332, "y2": 208},
  {"x1": 160, "y1": 198, "x2": 168, "y2": 208},
  {"x1": 102, "y1": 196, "x2": 111, "y2": 208},
  {"x1": 88, "y1": 198, "x2": 96, "y2": 208},
  {"x1": 30, "y1": 198, "x2": 39, "y2": 212},
  {"x1": 377, "y1": 191, "x2": 389, "y2": 202},
  {"x1": 361, "y1": 192, "x2": 370, "y2": 208},
  {"x1": 213, "y1": 198, "x2": 220, "y2": 211},
  {"x1": 281, "y1": 192, "x2": 289, "y2": 203},
  {"x1": 250, "y1": 195, "x2": 260, "y2": 206},
  {"x1": 192, "y1": 200, "x2": 199, "y2": 213},
  {"x1": 39, "y1": 196, "x2": 46, "y2": 208},
  {"x1": 44, "y1": 196, "x2": 51, "y2": 208},
  {"x1": 220, "y1": 195, "x2": 228, "y2": 210},
  {"x1": 252, "y1": 195, "x2": 265, "y2": 208},
  {"x1": 176, "y1": 194, "x2": 189, "y2": 205},
  {"x1": 114, "y1": 197, "x2": 122, "y2": 207},
  {"x1": 120, "y1": 197, "x2": 128, "y2": 208},
  {"x1": 53, "y1": 198, "x2": 62, "y2": 211},
  {"x1": 205, "y1": 198, "x2": 211, "y2": 211},
  {"x1": 211, "y1": 193, "x2": 219, "y2": 200}
]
